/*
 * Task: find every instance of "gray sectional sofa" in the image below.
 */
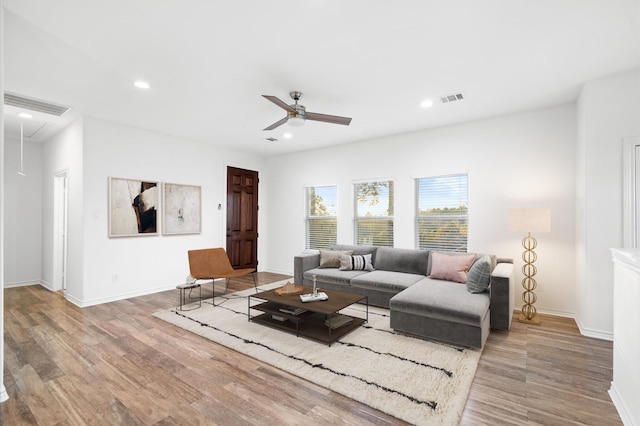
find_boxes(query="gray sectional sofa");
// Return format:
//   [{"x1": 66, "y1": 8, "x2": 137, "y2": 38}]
[{"x1": 294, "y1": 244, "x2": 514, "y2": 348}]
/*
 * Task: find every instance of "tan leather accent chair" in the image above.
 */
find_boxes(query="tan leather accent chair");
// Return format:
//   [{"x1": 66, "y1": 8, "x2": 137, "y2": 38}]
[{"x1": 187, "y1": 248, "x2": 256, "y2": 305}]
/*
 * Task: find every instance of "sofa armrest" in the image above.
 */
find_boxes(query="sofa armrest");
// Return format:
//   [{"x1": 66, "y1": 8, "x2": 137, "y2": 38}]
[
  {"x1": 294, "y1": 252, "x2": 320, "y2": 284},
  {"x1": 489, "y1": 261, "x2": 515, "y2": 330}
]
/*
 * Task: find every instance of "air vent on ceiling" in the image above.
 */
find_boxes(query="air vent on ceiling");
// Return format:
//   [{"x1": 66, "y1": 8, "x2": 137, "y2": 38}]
[
  {"x1": 4, "y1": 92, "x2": 71, "y2": 116},
  {"x1": 440, "y1": 92, "x2": 465, "y2": 104}
]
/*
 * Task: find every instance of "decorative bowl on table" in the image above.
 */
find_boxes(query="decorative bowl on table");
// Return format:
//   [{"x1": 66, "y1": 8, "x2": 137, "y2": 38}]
[{"x1": 274, "y1": 281, "x2": 304, "y2": 296}]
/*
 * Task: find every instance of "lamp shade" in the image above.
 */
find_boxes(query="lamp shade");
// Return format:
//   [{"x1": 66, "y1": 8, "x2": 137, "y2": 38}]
[{"x1": 509, "y1": 208, "x2": 551, "y2": 233}]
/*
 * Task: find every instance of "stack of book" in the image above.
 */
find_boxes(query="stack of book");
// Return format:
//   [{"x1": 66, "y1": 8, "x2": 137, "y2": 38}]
[
  {"x1": 271, "y1": 314, "x2": 288, "y2": 322},
  {"x1": 325, "y1": 314, "x2": 353, "y2": 329},
  {"x1": 279, "y1": 307, "x2": 307, "y2": 315}
]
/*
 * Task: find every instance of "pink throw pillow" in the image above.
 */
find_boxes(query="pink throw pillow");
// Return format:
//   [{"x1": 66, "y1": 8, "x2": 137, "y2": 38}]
[{"x1": 429, "y1": 252, "x2": 477, "y2": 283}]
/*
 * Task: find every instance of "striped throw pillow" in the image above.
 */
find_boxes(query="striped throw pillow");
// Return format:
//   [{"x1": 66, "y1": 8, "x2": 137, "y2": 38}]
[{"x1": 339, "y1": 254, "x2": 375, "y2": 271}]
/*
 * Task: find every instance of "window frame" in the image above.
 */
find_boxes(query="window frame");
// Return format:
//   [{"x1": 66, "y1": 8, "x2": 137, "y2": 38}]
[
  {"x1": 415, "y1": 173, "x2": 469, "y2": 252},
  {"x1": 305, "y1": 185, "x2": 338, "y2": 250},
  {"x1": 353, "y1": 179, "x2": 395, "y2": 247}
]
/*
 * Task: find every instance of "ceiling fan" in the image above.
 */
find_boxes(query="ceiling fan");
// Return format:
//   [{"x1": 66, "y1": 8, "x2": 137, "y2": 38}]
[{"x1": 262, "y1": 91, "x2": 352, "y2": 130}]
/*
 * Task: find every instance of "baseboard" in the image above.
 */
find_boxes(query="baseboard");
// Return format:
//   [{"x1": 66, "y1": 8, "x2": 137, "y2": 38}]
[
  {"x1": 262, "y1": 268, "x2": 293, "y2": 276},
  {"x1": 536, "y1": 307, "x2": 575, "y2": 319},
  {"x1": 3, "y1": 280, "x2": 42, "y2": 289},
  {"x1": 62, "y1": 276, "x2": 272, "y2": 308},
  {"x1": 574, "y1": 315, "x2": 614, "y2": 341},
  {"x1": 65, "y1": 283, "x2": 179, "y2": 308},
  {"x1": 512, "y1": 309, "x2": 614, "y2": 341},
  {"x1": 574, "y1": 316, "x2": 614, "y2": 341},
  {"x1": 39, "y1": 280, "x2": 54, "y2": 291},
  {"x1": 609, "y1": 383, "x2": 636, "y2": 426}
]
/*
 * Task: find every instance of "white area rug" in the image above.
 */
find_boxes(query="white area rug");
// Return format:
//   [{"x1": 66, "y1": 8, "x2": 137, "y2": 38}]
[{"x1": 153, "y1": 281, "x2": 481, "y2": 425}]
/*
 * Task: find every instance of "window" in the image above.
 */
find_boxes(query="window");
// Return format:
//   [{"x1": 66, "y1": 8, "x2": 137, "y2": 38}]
[
  {"x1": 354, "y1": 180, "x2": 394, "y2": 247},
  {"x1": 305, "y1": 185, "x2": 337, "y2": 250},
  {"x1": 416, "y1": 174, "x2": 468, "y2": 251}
]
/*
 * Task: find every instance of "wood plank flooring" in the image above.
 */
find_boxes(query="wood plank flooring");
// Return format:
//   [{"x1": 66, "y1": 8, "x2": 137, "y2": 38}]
[{"x1": 2, "y1": 273, "x2": 622, "y2": 425}]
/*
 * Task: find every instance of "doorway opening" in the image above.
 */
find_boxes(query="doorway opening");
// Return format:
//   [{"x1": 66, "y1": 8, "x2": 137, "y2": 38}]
[{"x1": 53, "y1": 171, "x2": 68, "y2": 292}]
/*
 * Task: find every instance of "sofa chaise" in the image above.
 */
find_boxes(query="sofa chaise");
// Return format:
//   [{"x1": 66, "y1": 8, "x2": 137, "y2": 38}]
[{"x1": 294, "y1": 244, "x2": 514, "y2": 348}]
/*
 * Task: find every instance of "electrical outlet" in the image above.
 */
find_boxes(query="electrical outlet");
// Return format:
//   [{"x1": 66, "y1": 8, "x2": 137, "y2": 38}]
[
  {"x1": 536, "y1": 281, "x2": 544, "y2": 293},
  {"x1": 112, "y1": 274, "x2": 119, "y2": 282}
]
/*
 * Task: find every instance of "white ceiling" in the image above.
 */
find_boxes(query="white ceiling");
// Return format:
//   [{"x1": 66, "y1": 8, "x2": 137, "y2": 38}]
[{"x1": 2, "y1": 0, "x2": 639, "y2": 156}]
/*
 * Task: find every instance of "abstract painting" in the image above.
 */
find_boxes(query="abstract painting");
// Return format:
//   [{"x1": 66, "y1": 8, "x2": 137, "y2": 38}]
[
  {"x1": 109, "y1": 177, "x2": 159, "y2": 237},
  {"x1": 162, "y1": 182, "x2": 201, "y2": 235}
]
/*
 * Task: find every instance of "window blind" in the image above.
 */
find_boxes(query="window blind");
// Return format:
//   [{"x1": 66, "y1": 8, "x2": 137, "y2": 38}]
[
  {"x1": 354, "y1": 180, "x2": 394, "y2": 247},
  {"x1": 416, "y1": 174, "x2": 468, "y2": 252},
  {"x1": 305, "y1": 186, "x2": 337, "y2": 250}
]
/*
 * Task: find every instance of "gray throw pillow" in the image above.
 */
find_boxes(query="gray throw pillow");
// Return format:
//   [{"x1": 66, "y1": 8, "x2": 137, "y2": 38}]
[
  {"x1": 466, "y1": 256, "x2": 492, "y2": 293},
  {"x1": 319, "y1": 250, "x2": 353, "y2": 268},
  {"x1": 339, "y1": 254, "x2": 375, "y2": 271}
]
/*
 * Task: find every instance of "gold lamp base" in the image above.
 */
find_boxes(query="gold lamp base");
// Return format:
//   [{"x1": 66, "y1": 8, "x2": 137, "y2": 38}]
[
  {"x1": 510, "y1": 208, "x2": 551, "y2": 327},
  {"x1": 519, "y1": 232, "x2": 541, "y2": 326},
  {"x1": 518, "y1": 312, "x2": 541, "y2": 325}
]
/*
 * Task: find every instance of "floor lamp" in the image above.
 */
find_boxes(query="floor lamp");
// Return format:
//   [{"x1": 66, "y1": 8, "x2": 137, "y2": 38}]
[{"x1": 509, "y1": 208, "x2": 551, "y2": 325}]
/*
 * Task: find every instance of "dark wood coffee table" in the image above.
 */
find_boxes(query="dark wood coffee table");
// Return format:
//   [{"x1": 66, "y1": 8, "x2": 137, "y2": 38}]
[{"x1": 248, "y1": 286, "x2": 368, "y2": 345}]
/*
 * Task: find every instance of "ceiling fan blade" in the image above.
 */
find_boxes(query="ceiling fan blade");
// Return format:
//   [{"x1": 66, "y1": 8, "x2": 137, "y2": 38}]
[
  {"x1": 262, "y1": 95, "x2": 296, "y2": 113},
  {"x1": 263, "y1": 116, "x2": 288, "y2": 131},
  {"x1": 306, "y1": 111, "x2": 352, "y2": 126}
]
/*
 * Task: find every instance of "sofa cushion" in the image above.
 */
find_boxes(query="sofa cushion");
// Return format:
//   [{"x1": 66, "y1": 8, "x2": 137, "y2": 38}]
[
  {"x1": 319, "y1": 249, "x2": 353, "y2": 268},
  {"x1": 351, "y1": 270, "x2": 425, "y2": 293},
  {"x1": 373, "y1": 247, "x2": 430, "y2": 275},
  {"x1": 339, "y1": 254, "x2": 375, "y2": 271},
  {"x1": 303, "y1": 268, "x2": 368, "y2": 286},
  {"x1": 466, "y1": 256, "x2": 492, "y2": 293},
  {"x1": 390, "y1": 278, "x2": 490, "y2": 327},
  {"x1": 429, "y1": 252, "x2": 476, "y2": 283}
]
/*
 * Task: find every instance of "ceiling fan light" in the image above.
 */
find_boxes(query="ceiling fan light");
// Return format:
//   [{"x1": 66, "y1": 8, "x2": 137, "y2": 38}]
[{"x1": 288, "y1": 116, "x2": 305, "y2": 127}]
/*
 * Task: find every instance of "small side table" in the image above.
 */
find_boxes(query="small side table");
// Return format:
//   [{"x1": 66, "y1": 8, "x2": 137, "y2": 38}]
[{"x1": 176, "y1": 283, "x2": 201, "y2": 311}]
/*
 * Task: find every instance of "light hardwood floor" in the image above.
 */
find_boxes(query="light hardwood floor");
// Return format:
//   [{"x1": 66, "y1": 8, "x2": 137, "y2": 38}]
[{"x1": 2, "y1": 273, "x2": 622, "y2": 425}]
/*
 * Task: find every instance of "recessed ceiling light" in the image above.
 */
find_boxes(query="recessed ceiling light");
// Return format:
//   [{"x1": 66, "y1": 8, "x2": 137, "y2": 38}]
[
  {"x1": 420, "y1": 99, "x2": 434, "y2": 108},
  {"x1": 17, "y1": 112, "x2": 33, "y2": 119},
  {"x1": 283, "y1": 132, "x2": 293, "y2": 139},
  {"x1": 134, "y1": 80, "x2": 150, "y2": 90}
]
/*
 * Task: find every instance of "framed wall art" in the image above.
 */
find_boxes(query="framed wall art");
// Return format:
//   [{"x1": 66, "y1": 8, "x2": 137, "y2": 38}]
[
  {"x1": 162, "y1": 182, "x2": 202, "y2": 235},
  {"x1": 109, "y1": 177, "x2": 159, "y2": 237}
]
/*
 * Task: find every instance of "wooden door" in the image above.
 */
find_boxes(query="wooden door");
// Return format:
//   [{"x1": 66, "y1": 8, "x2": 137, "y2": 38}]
[{"x1": 226, "y1": 166, "x2": 258, "y2": 269}]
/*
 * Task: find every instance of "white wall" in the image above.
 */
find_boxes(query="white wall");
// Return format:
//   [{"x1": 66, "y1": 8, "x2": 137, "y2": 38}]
[
  {"x1": 265, "y1": 104, "x2": 577, "y2": 317},
  {"x1": 41, "y1": 118, "x2": 84, "y2": 299},
  {"x1": 22, "y1": 114, "x2": 267, "y2": 307},
  {"x1": 576, "y1": 69, "x2": 640, "y2": 339},
  {"x1": 3, "y1": 136, "x2": 43, "y2": 286},
  {"x1": 78, "y1": 117, "x2": 265, "y2": 306},
  {"x1": 8, "y1": 72, "x2": 637, "y2": 339}
]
